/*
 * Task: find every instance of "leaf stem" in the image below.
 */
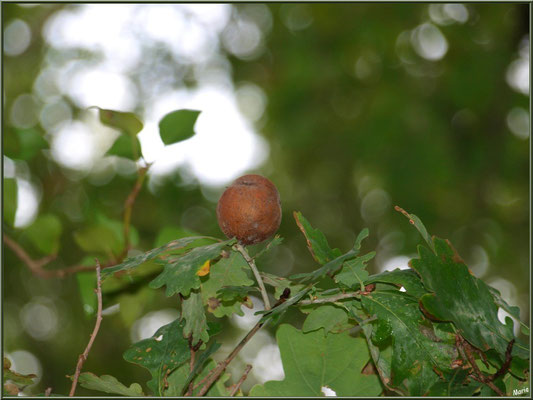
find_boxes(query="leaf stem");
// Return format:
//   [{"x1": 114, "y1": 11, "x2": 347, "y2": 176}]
[
  {"x1": 234, "y1": 243, "x2": 271, "y2": 310},
  {"x1": 69, "y1": 259, "x2": 103, "y2": 397}
]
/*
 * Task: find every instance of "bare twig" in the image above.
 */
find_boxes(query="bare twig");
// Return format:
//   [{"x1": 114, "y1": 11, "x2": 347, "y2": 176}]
[
  {"x1": 299, "y1": 290, "x2": 362, "y2": 305},
  {"x1": 229, "y1": 364, "x2": 252, "y2": 396},
  {"x1": 196, "y1": 320, "x2": 263, "y2": 396},
  {"x1": 69, "y1": 260, "x2": 103, "y2": 397},
  {"x1": 120, "y1": 165, "x2": 150, "y2": 261},
  {"x1": 3, "y1": 234, "x2": 97, "y2": 278},
  {"x1": 456, "y1": 334, "x2": 505, "y2": 397},
  {"x1": 44, "y1": 387, "x2": 52, "y2": 396},
  {"x1": 185, "y1": 335, "x2": 198, "y2": 396},
  {"x1": 234, "y1": 242, "x2": 271, "y2": 310},
  {"x1": 490, "y1": 339, "x2": 514, "y2": 381}
]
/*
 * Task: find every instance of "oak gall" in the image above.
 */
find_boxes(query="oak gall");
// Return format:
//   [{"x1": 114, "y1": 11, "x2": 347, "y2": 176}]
[{"x1": 216, "y1": 174, "x2": 281, "y2": 245}]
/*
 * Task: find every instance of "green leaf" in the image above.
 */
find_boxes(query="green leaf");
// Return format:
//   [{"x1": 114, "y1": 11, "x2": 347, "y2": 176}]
[
  {"x1": 361, "y1": 290, "x2": 455, "y2": 395},
  {"x1": 334, "y1": 251, "x2": 375, "y2": 291},
  {"x1": 101, "y1": 236, "x2": 216, "y2": 279},
  {"x1": 249, "y1": 324, "x2": 381, "y2": 397},
  {"x1": 158, "y1": 109, "x2": 200, "y2": 145},
  {"x1": 5, "y1": 128, "x2": 48, "y2": 160},
  {"x1": 426, "y1": 369, "x2": 482, "y2": 396},
  {"x1": 302, "y1": 305, "x2": 351, "y2": 336},
  {"x1": 410, "y1": 237, "x2": 529, "y2": 360},
  {"x1": 201, "y1": 252, "x2": 254, "y2": 317},
  {"x1": 97, "y1": 108, "x2": 143, "y2": 136},
  {"x1": 106, "y1": 133, "x2": 142, "y2": 161},
  {"x1": 123, "y1": 318, "x2": 190, "y2": 396},
  {"x1": 290, "y1": 228, "x2": 371, "y2": 283},
  {"x1": 165, "y1": 359, "x2": 229, "y2": 397},
  {"x1": 366, "y1": 268, "x2": 428, "y2": 299},
  {"x1": 182, "y1": 290, "x2": 209, "y2": 346},
  {"x1": 293, "y1": 211, "x2": 341, "y2": 264},
  {"x1": 24, "y1": 214, "x2": 62, "y2": 255},
  {"x1": 3, "y1": 178, "x2": 17, "y2": 227},
  {"x1": 77, "y1": 372, "x2": 145, "y2": 396},
  {"x1": 149, "y1": 239, "x2": 236, "y2": 297},
  {"x1": 488, "y1": 285, "x2": 529, "y2": 335},
  {"x1": 395, "y1": 206, "x2": 435, "y2": 252}
]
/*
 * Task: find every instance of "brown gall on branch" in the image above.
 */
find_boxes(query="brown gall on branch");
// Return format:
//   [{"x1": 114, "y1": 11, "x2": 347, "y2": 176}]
[{"x1": 68, "y1": 259, "x2": 104, "y2": 397}]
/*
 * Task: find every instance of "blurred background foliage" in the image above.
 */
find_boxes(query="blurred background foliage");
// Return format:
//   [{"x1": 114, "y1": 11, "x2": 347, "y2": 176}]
[{"x1": 2, "y1": 2, "x2": 530, "y2": 396}]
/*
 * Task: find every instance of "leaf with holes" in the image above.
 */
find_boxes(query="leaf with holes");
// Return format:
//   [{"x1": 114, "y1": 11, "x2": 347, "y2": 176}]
[
  {"x1": 249, "y1": 324, "x2": 381, "y2": 397},
  {"x1": 366, "y1": 268, "x2": 428, "y2": 299},
  {"x1": 101, "y1": 237, "x2": 221, "y2": 279},
  {"x1": 410, "y1": 237, "x2": 529, "y2": 361},
  {"x1": 123, "y1": 318, "x2": 189, "y2": 396},
  {"x1": 361, "y1": 289, "x2": 456, "y2": 395},
  {"x1": 77, "y1": 373, "x2": 145, "y2": 396},
  {"x1": 149, "y1": 239, "x2": 236, "y2": 297},
  {"x1": 200, "y1": 251, "x2": 254, "y2": 318}
]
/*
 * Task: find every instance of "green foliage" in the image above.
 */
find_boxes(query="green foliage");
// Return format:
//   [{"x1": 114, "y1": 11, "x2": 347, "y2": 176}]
[
  {"x1": 96, "y1": 108, "x2": 144, "y2": 161},
  {"x1": 302, "y1": 304, "x2": 351, "y2": 335},
  {"x1": 366, "y1": 268, "x2": 428, "y2": 298},
  {"x1": 293, "y1": 211, "x2": 341, "y2": 264},
  {"x1": 361, "y1": 289, "x2": 455, "y2": 395},
  {"x1": 77, "y1": 373, "x2": 145, "y2": 396},
  {"x1": 334, "y1": 251, "x2": 375, "y2": 291},
  {"x1": 158, "y1": 109, "x2": 200, "y2": 145},
  {"x1": 165, "y1": 359, "x2": 229, "y2": 396},
  {"x1": 181, "y1": 290, "x2": 209, "y2": 345},
  {"x1": 200, "y1": 251, "x2": 255, "y2": 317},
  {"x1": 411, "y1": 237, "x2": 529, "y2": 360},
  {"x1": 290, "y1": 227, "x2": 372, "y2": 282},
  {"x1": 3, "y1": 177, "x2": 17, "y2": 227},
  {"x1": 249, "y1": 324, "x2": 381, "y2": 397},
  {"x1": 24, "y1": 214, "x2": 62, "y2": 255},
  {"x1": 149, "y1": 239, "x2": 236, "y2": 297},
  {"x1": 123, "y1": 318, "x2": 190, "y2": 396}
]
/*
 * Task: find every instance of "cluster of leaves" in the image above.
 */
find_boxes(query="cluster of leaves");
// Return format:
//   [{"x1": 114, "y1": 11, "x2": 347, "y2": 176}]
[
  {"x1": 3, "y1": 358, "x2": 37, "y2": 396},
  {"x1": 72, "y1": 207, "x2": 529, "y2": 397}
]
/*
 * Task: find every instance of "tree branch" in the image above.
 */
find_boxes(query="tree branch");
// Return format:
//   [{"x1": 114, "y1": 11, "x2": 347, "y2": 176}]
[
  {"x1": 69, "y1": 260, "x2": 103, "y2": 397},
  {"x1": 234, "y1": 242, "x2": 271, "y2": 310},
  {"x1": 120, "y1": 165, "x2": 150, "y2": 261},
  {"x1": 229, "y1": 364, "x2": 252, "y2": 396},
  {"x1": 3, "y1": 234, "x2": 97, "y2": 278}
]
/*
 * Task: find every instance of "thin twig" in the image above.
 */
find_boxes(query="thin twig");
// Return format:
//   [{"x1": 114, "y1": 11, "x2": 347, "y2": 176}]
[
  {"x1": 69, "y1": 260, "x2": 103, "y2": 397},
  {"x1": 229, "y1": 364, "x2": 252, "y2": 396},
  {"x1": 3, "y1": 234, "x2": 97, "y2": 278},
  {"x1": 299, "y1": 290, "x2": 362, "y2": 305},
  {"x1": 44, "y1": 387, "x2": 52, "y2": 397},
  {"x1": 456, "y1": 334, "x2": 505, "y2": 397},
  {"x1": 185, "y1": 335, "x2": 197, "y2": 396},
  {"x1": 196, "y1": 320, "x2": 264, "y2": 396},
  {"x1": 490, "y1": 339, "x2": 514, "y2": 381},
  {"x1": 234, "y1": 243, "x2": 271, "y2": 310},
  {"x1": 120, "y1": 165, "x2": 150, "y2": 261}
]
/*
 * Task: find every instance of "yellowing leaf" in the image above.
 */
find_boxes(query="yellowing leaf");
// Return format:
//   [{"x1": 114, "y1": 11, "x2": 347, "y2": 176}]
[{"x1": 196, "y1": 260, "x2": 210, "y2": 276}]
